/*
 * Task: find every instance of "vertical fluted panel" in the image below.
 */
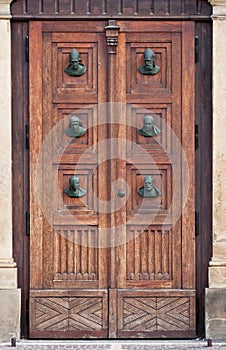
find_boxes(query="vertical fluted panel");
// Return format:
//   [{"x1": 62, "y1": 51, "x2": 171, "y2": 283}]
[
  {"x1": 86, "y1": 0, "x2": 91, "y2": 14},
  {"x1": 55, "y1": 0, "x2": 59, "y2": 13},
  {"x1": 127, "y1": 227, "x2": 172, "y2": 281},
  {"x1": 118, "y1": 0, "x2": 123, "y2": 14},
  {"x1": 102, "y1": 0, "x2": 107, "y2": 14},
  {"x1": 38, "y1": 0, "x2": 43, "y2": 13},
  {"x1": 150, "y1": 0, "x2": 154, "y2": 14},
  {"x1": 11, "y1": 0, "x2": 212, "y2": 17},
  {"x1": 134, "y1": 0, "x2": 138, "y2": 14},
  {"x1": 23, "y1": 0, "x2": 27, "y2": 13},
  {"x1": 54, "y1": 228, "x2": 98, "y2": 281},
  {"x1": 197, "y1": 0, "x2": 201, "y2": 14},
  {"x1": 71, "y1": 0, "x2": 76, "y2": 14},
  {"x1": 166, "y1": 0, "x2": 170, "y2": 14},
  {"x1": 181, "y1": 0, "x2": 186, "y2": 14}
]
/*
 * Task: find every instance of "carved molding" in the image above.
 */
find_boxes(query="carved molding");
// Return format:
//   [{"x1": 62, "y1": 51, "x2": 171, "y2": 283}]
[
  {"x1": 0, "y1": 258, "x2": 17, "y2": 268},
  {"x1": 105, "y1": 20, "x2": 120, "y2": 54},
  {"x1": 209, "y1": 0, "x2": 226, "y2": 5},
  {"x1": 0, "y1": 0, "x2": 13, "y2": 18},
  {"x1": 209, "y1": 0, "x2": 226, "y2": 16},
  {"x1": 11, "y1": 0, "x2": 212, "y2": 19}
]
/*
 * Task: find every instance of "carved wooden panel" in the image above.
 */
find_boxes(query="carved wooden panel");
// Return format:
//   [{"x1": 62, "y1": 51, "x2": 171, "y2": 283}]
[
  {"x1": 29, "y1": 21, "x2": 108, "y2": 300},
  {"x1": 126, "y1": 38, "x2": 172, "y2": 96},
  {"x1": 53, "y1": 41, "x2": 98, "y2": 99},
  {"x1": 44, "y1": 31, "x2": 101, "y2": 105},
  {"x1": 117, "y1": 290, "x2": 196, "y2": 337},
  {"x1": 53, "y1": 227, "x2": 99, "y2": 288},
  {"x1": 126, "y1": 164, "x2": 172, "y2": 218},
  {"x1": 30, "y1": 291, "x2": 108, "y2": 338},
  {"x1": 28, "y1": 19, "x2": 196, "y2": 338},
  {"x1": 11, "y1": 0, "x2": 212, "y2": 19},
  {"x1": 126, "y1": 226, "x2": 172, "y2": 284},
  {"x1": 57, "y1": 167, "x2": 96, "y2": 211},
  {"x1": 57, "y1": 107, "x2": 97, "y2": 153},
  {"x1": 128, "y1": 105, "x2": 172, "y2": 154},
  {"x1": 121, "y1": 297, "x2": 193, "y2": 331},
  {"x1": 125, "y1": 33, "x2": 180, "y2": 104}
]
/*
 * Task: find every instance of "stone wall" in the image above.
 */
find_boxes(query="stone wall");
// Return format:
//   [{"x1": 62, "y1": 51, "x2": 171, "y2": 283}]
[{"x1": 206, "y1": 0, "x2": 226, "y2": 341}]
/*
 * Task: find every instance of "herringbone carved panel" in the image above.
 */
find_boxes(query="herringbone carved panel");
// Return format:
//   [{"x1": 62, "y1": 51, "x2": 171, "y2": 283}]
[
  {"x1": 123, "y1": 297, "x2": 191, "y2": 331},
  {"x1": 34, "y1": 297, "x2": 103, "y2": 331}
]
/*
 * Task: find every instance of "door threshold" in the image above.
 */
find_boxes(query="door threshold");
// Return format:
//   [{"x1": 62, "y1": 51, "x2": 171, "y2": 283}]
[{"x1": 1, "y1": 339, "x2": 226, "y2": 349}]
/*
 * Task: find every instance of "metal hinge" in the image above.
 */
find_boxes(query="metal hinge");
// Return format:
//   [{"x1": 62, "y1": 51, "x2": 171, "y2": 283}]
[
  {"x1": 25, "y1": 35, "x2": 29, "y2": 62},
  {"x1": 26, "y1": 210, "x2": 30, "y2": 236},
  {"x1": 195, "y1": 124, "x2": 199, "y2": 150},
  {"x1": 25, "y1": 123, "x2": 29, "y2": 150},
  {"x1": 195, "y1": 36, "x2": 199, "y2": 63},
  {"x1": 195, "y1": 209, "x2": 199, "y2": 236}
]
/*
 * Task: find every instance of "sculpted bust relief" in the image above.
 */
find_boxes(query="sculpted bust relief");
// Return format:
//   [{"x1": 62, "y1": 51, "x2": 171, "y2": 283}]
[
  {"x1": 138, "y1": 175, "x2": 161, "y2": 198},
  {"x1": 138, "y1": 48, "x2": 160, "y2": 75},
  {"x1": 64, "y1": 176, "x2": 87, "y2": 198},
  {"x1": 64, "y1": 115, "x2": 86, "y2": 138},
  {"x1": 138, "y1": 115, "x2": 161, "y2": 137},
  {"x1": 64, "y1": 48, "x2": 86, "y2": 77}
]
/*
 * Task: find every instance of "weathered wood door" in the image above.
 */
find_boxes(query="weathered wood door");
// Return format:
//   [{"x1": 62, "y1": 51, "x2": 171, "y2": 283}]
[{"x1": 29, "y1": 20, "x2": 195, "y2": 338}]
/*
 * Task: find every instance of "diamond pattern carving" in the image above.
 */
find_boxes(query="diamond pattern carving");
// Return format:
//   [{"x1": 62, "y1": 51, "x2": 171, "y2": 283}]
[
  {"x1": 123, "y1": 297, "x2": 190, "y2": 331},
  {"x1": 35, "y1": 297, "x2": 103, "y2": 331}
]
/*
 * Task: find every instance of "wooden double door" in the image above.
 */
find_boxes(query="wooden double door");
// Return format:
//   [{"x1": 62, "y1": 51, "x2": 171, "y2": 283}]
[{"x1": 29, "y1": 20, "x2": 195, "y2": 338}]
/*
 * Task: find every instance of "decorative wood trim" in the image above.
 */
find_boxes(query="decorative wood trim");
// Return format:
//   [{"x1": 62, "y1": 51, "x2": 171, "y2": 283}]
[
  {"x1": 11, "y1": 0, "x2": 212, "y2": 19},
  {"x1": 30, "y1": 289, "x2": 109, "y2": 338},
  {"x1": 117, "y1": 289, "x2": 196, "y2": 338},
  {"x1": 105, "y1": 20, "x2": 120, "y2": 54}
]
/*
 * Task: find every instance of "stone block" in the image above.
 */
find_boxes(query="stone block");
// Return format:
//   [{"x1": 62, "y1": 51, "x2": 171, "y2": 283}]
[
  {"x1": 209, "y1": 266, "x2": 226, "y2": 287},
  {"x1": 0, "y1": 289, "x2": 21, "y2": 341},
  {"x1": 212, "y1": 242, "x2": 226, "y2": 260},
  {"x1": 0, "y1": 268, "x2": 17, "y2": 288},
  {"x1": 206, "y1": 288, "x2": 226, "y2": 340}
]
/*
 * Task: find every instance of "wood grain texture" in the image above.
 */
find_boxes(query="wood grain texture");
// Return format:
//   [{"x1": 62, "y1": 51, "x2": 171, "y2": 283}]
[
  {"x1": 29, "y1": 21, "x2": 109, "y2": 337},
  {"x1": 11, "y1": 0, "x2": 212, "y2": 18},
  {"x1": 12, "y1": 21, "x2": 29, "y2": 338},
  {"x1": 126, "y1": 227, "x2": 172, "y2": 282},
  {"x1": 27, "y1": 18, "x2": 197, "y2": 338},
  {"x1": 29, "y1": 21, "x2": 44, "y2": 289},
  {"x1": 117, "y1": 290, "x2": 196, "y2": 337},
  {"x1": 30, "y1": 290, "x2": 108, "y2": 338},
  {"x1": 195, "y1": 21, "x2": 212, "y2": 337},
  {"x1": 53, "y1": 228, "x2": 99, "y2": 284},
  {"x1": 12, "y1": 6, "x2": 212, "y2": 339},
  {"x1": 181, "y1": 22, "x2": 196, "y2": 289}
]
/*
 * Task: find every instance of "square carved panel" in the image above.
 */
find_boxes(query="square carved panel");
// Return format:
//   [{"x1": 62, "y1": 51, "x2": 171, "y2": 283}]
[
  {"x1": 57, "y1": 166, "x2": 97, "y2": 212},
  {"x1": 126, "y1": 42, "x2": 172, "y2": 95},
  {"x1": 56, "y1": 107, "x2": 97, "y2": 153},
  {"x1": 126, "y1": 164, "x2": 172, "y2": 216},
  {"x1": 128, "y1": 105, "x2": 172, "y2": 154},
  {"x1": 59, "y1": 45, "x2": 97, "y2": 91},
  {"x1": 49, "y1": 35, "x2": 98, "y2": 103}
]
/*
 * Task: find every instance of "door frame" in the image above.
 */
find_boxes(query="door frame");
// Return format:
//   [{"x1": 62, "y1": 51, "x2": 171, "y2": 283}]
[{"x1": 11, "y1": 16, "x2": 212, "y2": 339}]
